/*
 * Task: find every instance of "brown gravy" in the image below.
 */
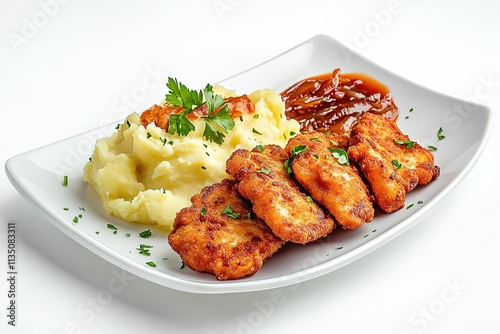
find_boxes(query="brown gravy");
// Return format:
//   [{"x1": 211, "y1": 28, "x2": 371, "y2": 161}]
[{"x1": 281, "y1": 69, "x2": 399, "y2": 140}]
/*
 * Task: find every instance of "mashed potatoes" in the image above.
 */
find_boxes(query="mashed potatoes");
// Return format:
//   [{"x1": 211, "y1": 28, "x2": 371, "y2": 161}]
[{"x1": 83, "y1": 87, "x2": 300, "y2": 231}]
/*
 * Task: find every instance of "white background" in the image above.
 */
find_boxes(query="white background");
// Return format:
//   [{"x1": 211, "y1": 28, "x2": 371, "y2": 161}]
[{"x1": 2, "y1": 0, "x2": 500, "y2": 333}]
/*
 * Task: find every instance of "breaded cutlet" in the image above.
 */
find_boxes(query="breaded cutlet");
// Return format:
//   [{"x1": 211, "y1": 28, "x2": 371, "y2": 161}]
[
  {"x1": 226, "y1": 145, "x2": 336, "y2": 244},
  {"x1": 168, "y1": 179, "x2": 284, "y2": 280}
]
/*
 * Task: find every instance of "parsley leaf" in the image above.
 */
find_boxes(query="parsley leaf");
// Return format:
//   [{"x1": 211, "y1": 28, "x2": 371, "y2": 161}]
[
  {"x1": 201, "y1": 84, "x2": 235, "y2": 144},
  {"x1": 107, "y1": 224, "x2": 117, "y2": 231},
  {"x1": 137, "y1": 244, "x2": 153, "y2": 256},
  {"x1": 437, "y1": 127, "x2": 445, "y2": 141},
  {"x1": 284, "y1": 145, "x2": 309, "y2": 175},
  {"x1": 139, "y1": 229, "x2": 152, "y2": 238},
  {"x1": 255, "y1": 144, "x2": 265, "y2": 152},
  {"x1": 204, "y1": 84, "x2": 225, "y2": 112},
  {"x1": 392, "y1": 159, "x2": 403, "y2": 170},
  {"x1": 328, "y1": 148, "x2": 350, "y2": 165},
  {"x1": 203, "y1": 105, "x2": 234, "y2": 144},
  {"x1": 165, "y1": 77, "x2": 203, "y2": 111},
  {"x1": 165, "y1": 79, "x2": 235, "y2": 144},
  {"x1": 222, "y1": 205, "x2": 241, "y2": 219},
  {"x1": 428, "y1": 145, "x2": 437, "y2": 151},
  {"x1": 165, "y1": 77, "x2": 202, "y2": 138},
  {"x1": 167, "y1": 112, "x2": 195, "y2": 137},
  {"x1": 394, "y1": 139, "x2": 415, "y2": 149}
]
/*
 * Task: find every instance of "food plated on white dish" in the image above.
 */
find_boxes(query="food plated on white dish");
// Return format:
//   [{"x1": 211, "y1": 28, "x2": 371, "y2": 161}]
[{"x1": 6, "y1": 35, "x2": 493, "y2": 294}]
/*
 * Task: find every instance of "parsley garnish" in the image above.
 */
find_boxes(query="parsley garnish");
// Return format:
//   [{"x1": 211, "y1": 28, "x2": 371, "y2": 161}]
[
  {"x1": 165, "y1": 77, "x2": 203, "y2": 111},
  {"x1": 63, "y1": 175, "x2": 68, "y2": 187},
  {"x1": 107, "y1": 224, "x2": 117, "y2": 231},
  {"x1": 255, "y1": 145, "x2": 265, "y2": 152},
  {"x1": 328, "y1": 148, "x2": 350, "y2": 165},
  {"x1": 200, "y1": 207, "x2": 207, "y2": 215},
  {"x1": 159, "y1": 137, "x2": 167, "y2": 146},
  {"x1": 202, "y1": 86, "x2": 235, "y2": 144},
  {"x1": 437, "y1": 127, "x2": 445, "y2": 141},
  {"x1": 165, "y1": 78, "x2": 235, "y2": 144},
  {"x1": 137, "y1": 244, "x2": 153, "y2": 256},
  {"x1": 284, "y1": 145, "x2": 309, "y2": 175},
  {"x1": 392, "y1": 159, "x2": 403, "y2": 170},
  {"x1": 257, "y1": 168, "x2": 270, "y2": 174},
  {"x1": 222, "y1": 205, "x2": 240, "y2": 219},
  {"x1": 329, "y1": 139, "x2": 338, "y2": 146},
  {"x1": 394, "y1": 139, "x2": 415, "y2": 149},
  {"x1": 139, "y1": 229, "x2": 152, "y2": 238},
  {"x1": 252, "y1": 128, "x2": 262, "y2": 135},
  {"x1": 146, "y1": 261, "x2": 156, "y2": 267},
  {"x1": 167, "y1": 111, "x2": 196, "y2": 139}
]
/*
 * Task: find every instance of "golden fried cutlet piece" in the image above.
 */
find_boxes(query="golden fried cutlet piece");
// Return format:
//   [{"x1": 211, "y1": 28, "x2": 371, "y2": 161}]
[
  {"x1": 226, "y1": 145, "x2": 336, "y2": 244},
  {"x1": 168, "y1": 179, "x2": 284, "y2": 280},
  {"x1": 348, "y1": 112, "x2": 440, "y2": 213},
  {"x1": 285, "y1": 132, "x2": 374, "y2": 230}
]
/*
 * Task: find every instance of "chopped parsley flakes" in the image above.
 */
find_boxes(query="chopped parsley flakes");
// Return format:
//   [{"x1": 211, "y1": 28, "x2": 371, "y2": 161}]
[
  {"x1": 222, "y1": 205, "x2": 240, "y2": 219},
  {"x1": 139, "y1": 229, "x2": 152, "y2": 238}
]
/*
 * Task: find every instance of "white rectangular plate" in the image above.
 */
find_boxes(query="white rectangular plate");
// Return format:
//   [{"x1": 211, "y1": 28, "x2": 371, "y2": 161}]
[{"x1": 6, "y1": 35, "x2": 493, "y2": 294}]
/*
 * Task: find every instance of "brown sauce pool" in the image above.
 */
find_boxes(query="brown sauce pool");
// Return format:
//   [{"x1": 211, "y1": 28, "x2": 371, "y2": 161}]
[{"x1": 281, "y1": 68, "x2": 399, "y2": 142}]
